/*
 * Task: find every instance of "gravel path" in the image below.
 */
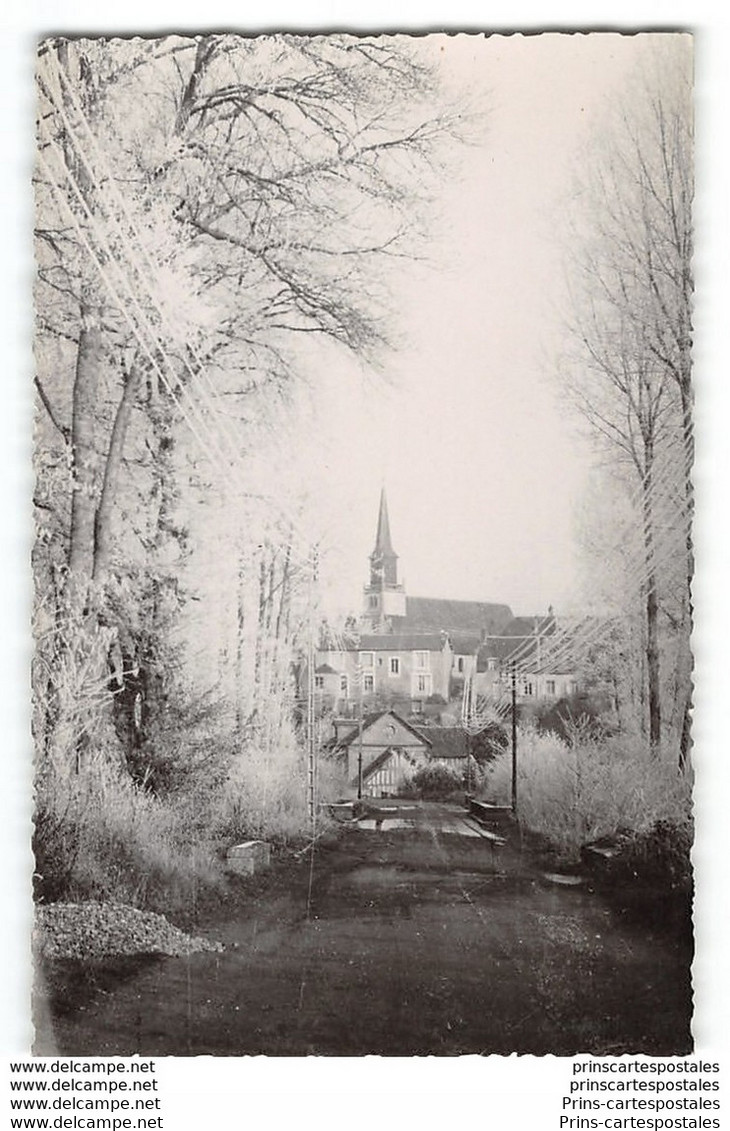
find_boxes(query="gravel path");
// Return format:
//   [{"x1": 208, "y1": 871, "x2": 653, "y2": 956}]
[{"x1": 35, "y1": 901, "x2": 224, "y2": 960}]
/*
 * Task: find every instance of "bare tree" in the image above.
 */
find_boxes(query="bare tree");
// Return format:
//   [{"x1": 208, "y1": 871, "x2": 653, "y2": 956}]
[
  {"x1": 563, "y1": 37, "x2": 693, "y2": 755},
  {"x1": 33, "y1": 34, "x2": 466, "y2": 770}
]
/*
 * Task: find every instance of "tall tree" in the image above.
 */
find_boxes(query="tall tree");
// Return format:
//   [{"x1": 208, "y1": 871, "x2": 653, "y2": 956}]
[
  {"x1": 563, "y1": 36, "x2": 693, "y2": 754},
  {"x1": 34, "y1": 34, "x2": 465, "y2": 769}
]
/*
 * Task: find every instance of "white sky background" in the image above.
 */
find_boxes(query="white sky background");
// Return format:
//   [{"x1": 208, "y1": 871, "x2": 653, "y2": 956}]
[{"x1": 266, "y1": 33, "x2": 648, "y2": 621}]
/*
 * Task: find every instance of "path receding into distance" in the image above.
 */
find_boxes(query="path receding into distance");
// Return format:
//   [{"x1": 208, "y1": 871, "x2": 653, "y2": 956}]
[{"x1": 36, "y1": 802, "x2": 692, "y2": 1056}]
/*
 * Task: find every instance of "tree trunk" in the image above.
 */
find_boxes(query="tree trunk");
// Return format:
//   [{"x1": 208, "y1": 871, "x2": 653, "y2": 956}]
[
  {"x1": 642, "y1": 442, "x2": 661, "y2": 748},
  {"x1": 235, "y1": 557, "x2": 246, "y2": 741},
  {"x1": 678, "y1": 380, "x2": 694, "y2": 770},
  {"x1": 93, "y1": 361, "x2": 145, "y2": 581},
  {"x1": 68, "y1": 299, "x2": 103, "y2": 586},
  {"x1": 62, "y1": 43, "x2": 103, "y2": 596}
]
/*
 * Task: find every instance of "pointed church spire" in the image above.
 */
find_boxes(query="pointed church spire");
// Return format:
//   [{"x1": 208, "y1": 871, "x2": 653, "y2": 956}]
[
  {"x1": 363, "y1": 488, "x2": 406, "y2": 628},
  {"x1": 374, "y1": 486, "x2": 395, "y2": 557},
  {"x1": 369, "y1": 487, "x2": 399, "y2": 589}
]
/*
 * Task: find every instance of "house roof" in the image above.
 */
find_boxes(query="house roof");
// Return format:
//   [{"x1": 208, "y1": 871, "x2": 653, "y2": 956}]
[
  {"x1": 315, "y1": 663, "x2": 338, "y2": 675},
  {"x1": 422, "y1": 726, "x2": 469, "y2": 759},
  {"x1": 478, "y1": 614, "x2": 557, "y2": 664},
  {"x1": 354, "y1": 633, "x2": 448, "y2": 652},
  {"x1": 335, "y1": 709, "x2": 432, "y2": 749},
  {"x1": 449, "y1": 636, "x2": 482, "y2": 656},
  {"x1": 391, "y1": 597, "x2": 513, "y2": 638},
  {"x1": 504, "y1": 615, "x2": 556, "y2": 638}
]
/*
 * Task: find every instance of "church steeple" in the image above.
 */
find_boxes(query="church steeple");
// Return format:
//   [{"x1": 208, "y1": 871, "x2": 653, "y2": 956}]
[
  {"x1": 363, "y1": 488, "x2": 406, "y2": 630},
  {"x1": 370, "y1": 487, "x2": 398, "y2": 587}
]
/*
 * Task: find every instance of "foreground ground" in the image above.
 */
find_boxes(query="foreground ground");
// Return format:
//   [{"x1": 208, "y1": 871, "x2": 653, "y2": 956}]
[{"x1": 35, "y1": 802, "x2": 693, "y2": 1056}]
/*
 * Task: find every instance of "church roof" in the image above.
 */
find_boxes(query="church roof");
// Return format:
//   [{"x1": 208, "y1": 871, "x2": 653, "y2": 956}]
[
  {"x1": 354, "y1": 633, "x2": 448, "y2": 652},
  {"x1": 391, "y1": 597, "x2": 513, "y2": 638}
]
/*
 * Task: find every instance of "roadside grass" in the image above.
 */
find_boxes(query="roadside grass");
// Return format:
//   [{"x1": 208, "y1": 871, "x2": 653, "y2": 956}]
[
  {"x1": 33, "y1": 600, "x2": 328, "y2": 918},
  {"x1": 481, "y1": 723, "x2": 693, "y2": 874},
  {"x1": 212, "y1": 736, "x2": 346, "y2": 846},
  {"x1": 34, "y1": 751, "x2": 225, "y2": 917},
  {"x1": 33, "y1": 725, "x2": 330, "y2": 917}
]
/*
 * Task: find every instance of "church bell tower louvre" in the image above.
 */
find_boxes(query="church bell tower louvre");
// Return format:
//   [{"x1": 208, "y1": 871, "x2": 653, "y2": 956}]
[{"x1": 363, "y1": 487, "x2": 407, "y2": 631}]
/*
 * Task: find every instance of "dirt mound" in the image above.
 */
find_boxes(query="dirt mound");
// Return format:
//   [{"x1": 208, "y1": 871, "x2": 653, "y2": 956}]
[{"x1": 35, "y1": 901, "x2": 224, "y2": 960}]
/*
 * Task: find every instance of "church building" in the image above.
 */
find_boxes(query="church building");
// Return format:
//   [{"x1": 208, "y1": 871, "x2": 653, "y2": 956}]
[
  {"x1": 361, "y1": 488, "x2": 513, "y2": 641},
  {"x1": 310, "y1": 489, "x2": 576, "y2": 717}
]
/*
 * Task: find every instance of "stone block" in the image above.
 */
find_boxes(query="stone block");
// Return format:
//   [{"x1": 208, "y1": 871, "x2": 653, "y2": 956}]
[{"x1": 226, "y1": 840, "x2": 271, "y2": 876}]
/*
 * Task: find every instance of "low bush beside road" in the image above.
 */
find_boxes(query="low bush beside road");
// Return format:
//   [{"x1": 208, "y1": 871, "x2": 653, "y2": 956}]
[{"x1": 480, "y1": 723, "x2": 693, "y2": 915}]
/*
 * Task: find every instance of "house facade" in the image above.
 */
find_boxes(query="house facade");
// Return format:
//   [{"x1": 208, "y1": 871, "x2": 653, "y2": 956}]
[
  {"x1": 316, "y1": 632, "x2": 453, "y2": 715},
  {"x1": 326, "y1": 709, "x2": 432, "y2": 798},
  {"x1": 474, "y1": 615, "x2": 578, "y2": 703}
]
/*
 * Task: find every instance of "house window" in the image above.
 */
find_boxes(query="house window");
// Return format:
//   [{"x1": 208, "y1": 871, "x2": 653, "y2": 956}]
[
  {"x1": 415, "y1": 651, "x2": 428, "y2": 670},
  {"x1": 340, "y1": 675, "x2": 349, "y2": 694},
  {"x1": 417, "y1": 673, "x2": 428, "y2": 693},
  {"x1": 314, "y1": 676, "x2": 324, "y2": 689},
  {"x1": 522, "y1": 680, "x2": 533, "y2": 697},
  {"x1": 546, "y1": 679, "x2": 556, "y2": 696},
  {"x1": 368, "y1": 594, "x2": 378, "y2": 608},
  {"x1": 389, "y1": 657, "x2": 400, "y2": 676},
  {"x1": 487, "y1": 657, "x2": 497, "y2": 671},
  {"x1": 457, "y1": 657, "x2": 464, "y2": 673},
  {"x1": 363, "y1": 674, "x2": 374, "y2": 692},
  {"x1": 360, "y1": 652, "x2": 374, "y2": 668}
]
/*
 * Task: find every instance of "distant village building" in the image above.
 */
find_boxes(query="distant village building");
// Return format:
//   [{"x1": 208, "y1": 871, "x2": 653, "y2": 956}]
[
  {"x1": 362, "y1": 489, "x2": 512, "y2": 641},
  {"x1": 325, "y1": 709, "x2": 432, "y2": 798},
  {"x1": 308, "y1": 489, "x2": 577, "y2": 715},
  {"x1": 317, "y1": 631, "x2": 453, "y2": 714},
  {"x1": 475, "y1": 613, "x2": 579, "y2": 703}
]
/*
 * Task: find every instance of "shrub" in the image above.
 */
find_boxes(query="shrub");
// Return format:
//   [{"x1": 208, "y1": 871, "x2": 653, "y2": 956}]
[
  {"x1": 32, "y1": 585, "x2": 323, "y2": 914},
  {"x1": 481, "y1": 724, "x2": 692, "y2": 863},
  {"x1": 410, "y1": 761, "x2": 464, "y2": 799},
  {"x1": 34, "y1": 749, "x2": 223, "y2": 915},
  {"x1": 469, "y1": 721, "x2": 508, "y2": 764},
  {"x1": 528, "y1": 692, "x2": 617, "y2": 743},
  {"x1": 605, "y1": 817, "x2": 693, "y2": 894},
  {"x1": 212, "y1": 733, "x2": 313, "y2": 846}
]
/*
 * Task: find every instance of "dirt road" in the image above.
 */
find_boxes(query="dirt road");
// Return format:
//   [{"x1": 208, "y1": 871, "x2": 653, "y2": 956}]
[{"x1": 36, "y1": 803, "x2": 692, "y2": 1056}]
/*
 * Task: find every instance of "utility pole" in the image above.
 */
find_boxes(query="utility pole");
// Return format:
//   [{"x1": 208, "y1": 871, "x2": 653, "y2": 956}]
[
  {"x1": 306, "y1": 545, "x2": 319, "y2": 832},
  {"x1": 535, "y1": 621, "x2": 542, "y2": 699},
  {"x1": 465, "y1": 728, "x2": 471, "y2": 795},
  {"x1": 511, "y1": 661, "x2": 518, "y2": 814},
  {"x1": 307, "y1": 631, "x2": 315, "y2": 827},
  {"x1": 357, "y1": 663, "x2": 364, "y2": 800}
]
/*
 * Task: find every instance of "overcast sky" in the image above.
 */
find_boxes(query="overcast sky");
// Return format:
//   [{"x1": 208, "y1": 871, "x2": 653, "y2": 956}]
[{"x1": 290, "y1": 32, "x2": 657, "y2": 619}]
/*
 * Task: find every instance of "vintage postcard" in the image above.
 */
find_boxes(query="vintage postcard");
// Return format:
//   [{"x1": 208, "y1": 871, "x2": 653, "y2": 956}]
[{"x1": 31, "y1": 31, "x2": 695, "y2": 1057}]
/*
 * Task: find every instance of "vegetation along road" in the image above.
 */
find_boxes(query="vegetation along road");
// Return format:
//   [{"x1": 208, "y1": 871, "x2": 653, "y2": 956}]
[{"x1": 35, "y1": 802, "x2": 692, "y2": 1057}]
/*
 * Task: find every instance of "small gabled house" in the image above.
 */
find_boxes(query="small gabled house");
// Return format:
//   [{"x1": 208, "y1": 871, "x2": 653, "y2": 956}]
[{"x1": 327, "y1": 709, "x2": 431, "y2": 798}]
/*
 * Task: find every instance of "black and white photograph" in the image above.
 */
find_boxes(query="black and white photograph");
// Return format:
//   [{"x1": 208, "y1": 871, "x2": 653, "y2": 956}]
[{"x1": 29, "y1": 29, "x2": 697, "y2": 1058}]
